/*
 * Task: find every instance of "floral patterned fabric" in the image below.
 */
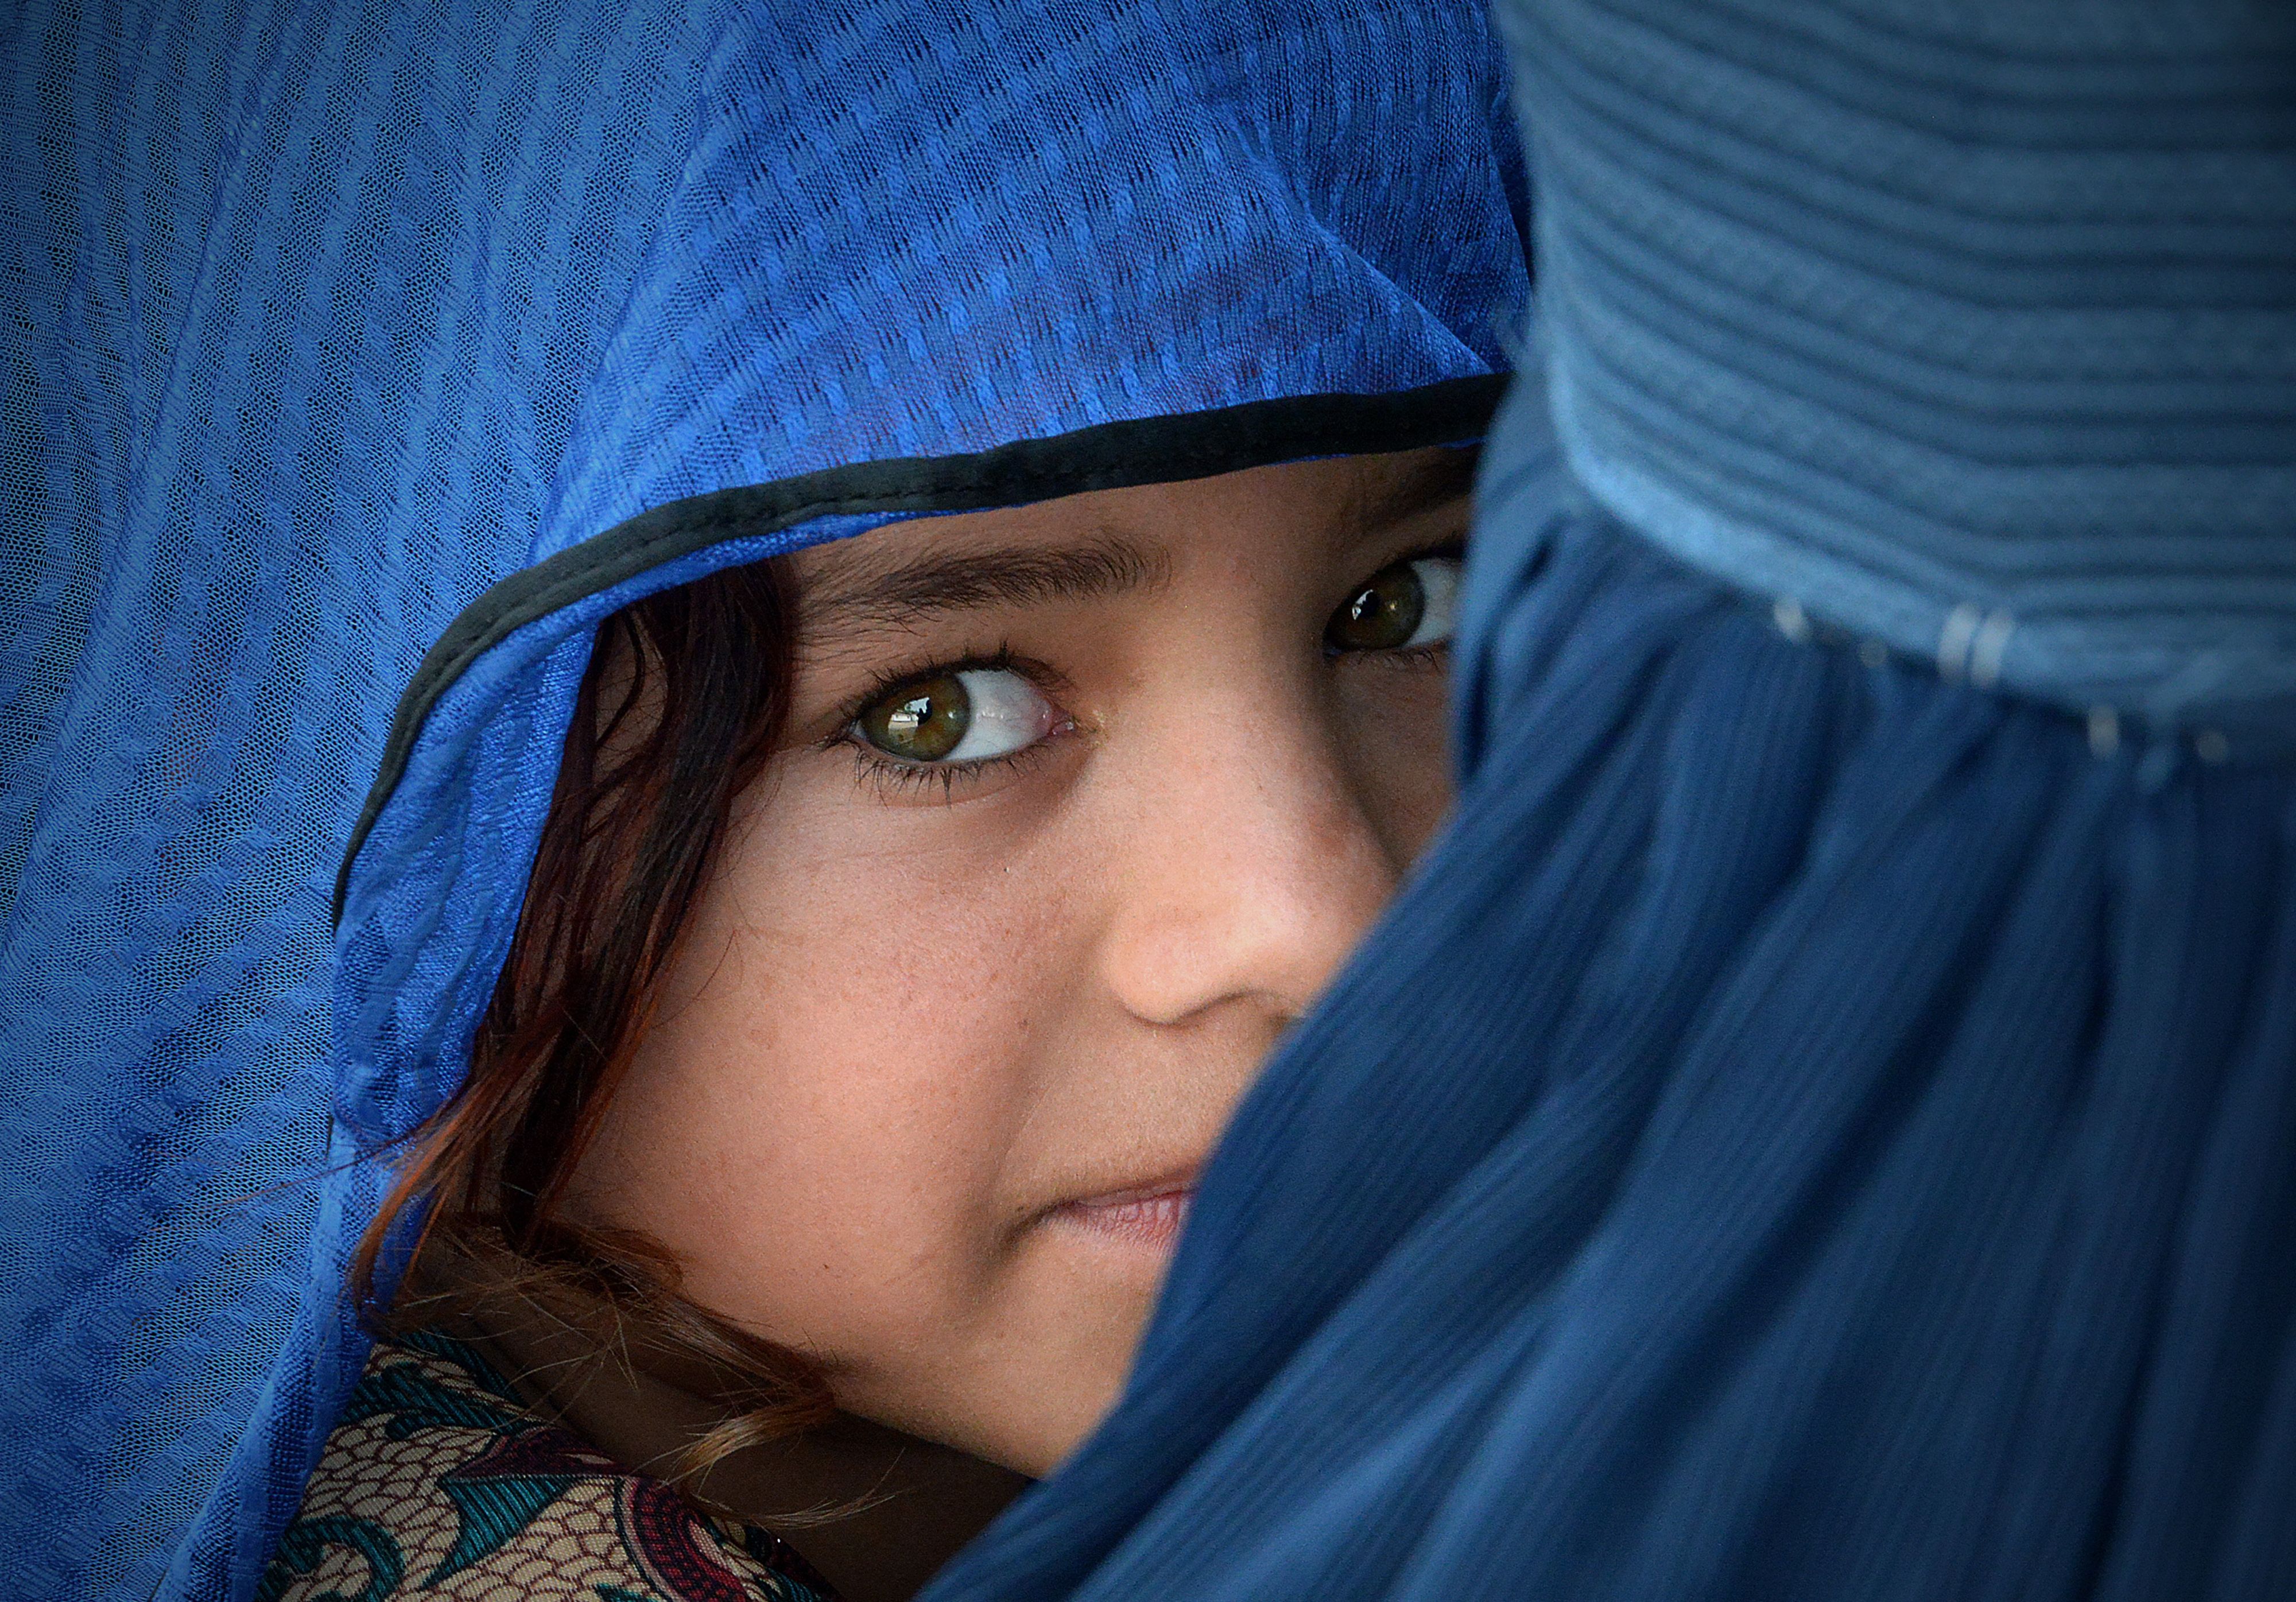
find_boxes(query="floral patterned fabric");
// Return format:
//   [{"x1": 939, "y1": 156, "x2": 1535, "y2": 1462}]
[{"x1": 259, "y1": 1330, "x2": 832, "y2": 1602}]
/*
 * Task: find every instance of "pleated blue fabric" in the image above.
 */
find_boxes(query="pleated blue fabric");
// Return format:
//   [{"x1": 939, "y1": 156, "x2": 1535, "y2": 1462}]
[
  {"x1": 1511, "y1": 0, "x2": 2296, "y2": 738},
  {"x1": 921, "y1": 4, "x2": 2296, "y2": 1600},
  {"x1": 0, "y1": 5, "x2": 1527, "y2": 1599}
]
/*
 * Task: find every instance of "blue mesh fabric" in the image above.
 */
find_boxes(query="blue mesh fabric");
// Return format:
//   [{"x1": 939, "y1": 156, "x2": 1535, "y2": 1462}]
[{"x1": 0, "y1": 5, "x2": 1529, "y2": 1599}]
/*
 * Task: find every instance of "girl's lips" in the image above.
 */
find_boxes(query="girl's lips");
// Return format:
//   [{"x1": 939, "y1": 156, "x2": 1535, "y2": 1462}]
[{"x1": 1049, "y1": 1180, "x2": 1196, "y2": 1249}]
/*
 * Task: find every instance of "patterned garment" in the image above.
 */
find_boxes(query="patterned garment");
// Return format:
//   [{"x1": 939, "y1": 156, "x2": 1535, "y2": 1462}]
[{"x1": 259, "y1": 1329, "x2": 833, "y2": 1602}]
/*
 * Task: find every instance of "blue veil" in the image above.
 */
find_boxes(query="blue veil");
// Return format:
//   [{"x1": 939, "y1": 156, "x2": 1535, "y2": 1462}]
[{"x1": 0, "y1": 5, "x2": 1528, "y2": 1598}]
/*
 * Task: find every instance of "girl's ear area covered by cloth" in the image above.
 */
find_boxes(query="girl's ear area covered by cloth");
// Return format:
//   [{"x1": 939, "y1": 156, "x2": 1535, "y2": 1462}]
[{"x1": 0, "y1": 2, "x2": 1530, "y2": 1599}]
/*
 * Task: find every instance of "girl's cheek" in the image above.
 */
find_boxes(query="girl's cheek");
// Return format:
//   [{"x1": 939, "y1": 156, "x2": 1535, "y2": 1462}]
[
  {"x1": 1328, "y1": 662, "x2": 1454, "y2": 864},
  {"x1": 626, "y1": 803, "x2": 1078, "y2": 1335}
]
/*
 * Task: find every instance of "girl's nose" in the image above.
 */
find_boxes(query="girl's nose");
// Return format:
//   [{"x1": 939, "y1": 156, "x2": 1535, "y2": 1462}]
[{"x1": 1095, "y1": 677, "x2": 1403, "y2": 1031}]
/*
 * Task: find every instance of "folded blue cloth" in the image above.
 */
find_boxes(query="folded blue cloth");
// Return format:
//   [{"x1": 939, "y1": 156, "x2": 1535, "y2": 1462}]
[{"x1": 1507, "y1": 0, "x2": 2296, "y2": 740}]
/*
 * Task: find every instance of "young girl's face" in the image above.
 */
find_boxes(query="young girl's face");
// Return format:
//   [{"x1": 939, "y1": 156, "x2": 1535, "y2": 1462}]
[{"x1": 565, "y1": 449, "x2": 1471, "y2": 1476}]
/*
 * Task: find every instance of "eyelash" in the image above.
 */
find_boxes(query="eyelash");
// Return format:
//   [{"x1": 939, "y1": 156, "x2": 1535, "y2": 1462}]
[
  {"x1": 1349, "y1": 639, "x2": 1452, "y2": 673},
  {"x1": 847, "y1": 743, "x2": 1048, "y2": 802}
]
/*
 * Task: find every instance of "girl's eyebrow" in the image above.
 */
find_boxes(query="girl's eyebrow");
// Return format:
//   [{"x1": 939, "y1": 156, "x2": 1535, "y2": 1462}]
[
  {"x1": 802, "y1": 532, "x2": 1174, "y2": 631},
  {"x1": 1354, "y1": 448, "x2": 1479, "y2": 536}
]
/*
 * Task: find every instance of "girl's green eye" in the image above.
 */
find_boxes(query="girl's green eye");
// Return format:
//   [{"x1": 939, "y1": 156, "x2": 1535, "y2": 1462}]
[
  {"x1": 860, "y1": 673, "x2": 970, "y2": 762},
  {"x1": 1327, "y1": 556, "x2": 1464, "y2": 653},
  {"x1": 855, "y1": 666, "x2": 1060, "y2": 765}
]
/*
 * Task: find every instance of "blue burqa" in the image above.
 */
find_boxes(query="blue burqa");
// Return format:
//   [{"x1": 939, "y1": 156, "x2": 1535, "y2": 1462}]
[{"x1": 0, "y1": 5, "x2": 1527, "y2": 1598}]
